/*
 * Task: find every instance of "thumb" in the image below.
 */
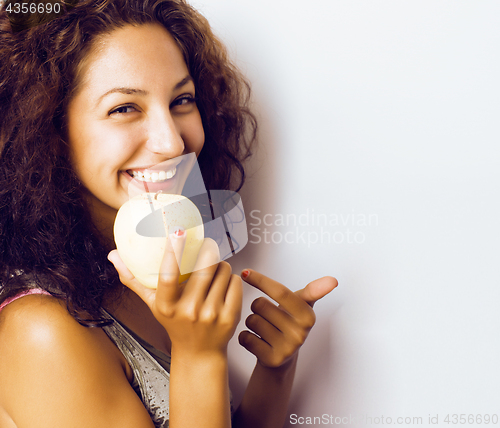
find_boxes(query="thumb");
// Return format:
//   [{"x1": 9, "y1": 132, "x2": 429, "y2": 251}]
[{"x1": 295, "y1": 276, "x2": 338, "y2": 308}]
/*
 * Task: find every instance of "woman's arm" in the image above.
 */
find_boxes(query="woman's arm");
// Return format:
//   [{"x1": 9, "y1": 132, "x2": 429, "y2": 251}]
[
  {"x1": 232, "y1": 357, "x2": 298, "y2": 428},
  {"x1": 232, "y1": 271, "x2": 338, "y2": 428}
]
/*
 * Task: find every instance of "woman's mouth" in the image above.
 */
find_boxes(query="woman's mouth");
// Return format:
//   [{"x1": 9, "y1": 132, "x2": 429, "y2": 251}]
[
  {"x1": 122, "y1": 155, "x2": 194, "y2": 195},
  {"x1": 127, "y1": 166, "x2": 177, "y2": 183}
]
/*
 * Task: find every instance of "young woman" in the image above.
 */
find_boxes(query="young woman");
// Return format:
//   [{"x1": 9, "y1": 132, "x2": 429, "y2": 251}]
[{"x1": 0, "y1": 1, "x2": 337, "y2": 427}]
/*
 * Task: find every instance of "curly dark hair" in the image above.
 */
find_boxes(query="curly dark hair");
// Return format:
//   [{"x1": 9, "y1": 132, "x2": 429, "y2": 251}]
[{"x1": 0, "y1": 0, "x2": 257, "y2": 326}]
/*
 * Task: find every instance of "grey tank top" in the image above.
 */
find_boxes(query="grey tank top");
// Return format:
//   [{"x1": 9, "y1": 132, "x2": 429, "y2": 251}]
[
  {"x1": 101, "y1": 310, "x2": 235, "y2": 427},
  {"x1": 101, "y1": 310, "x2": 172, "y2": 428}
]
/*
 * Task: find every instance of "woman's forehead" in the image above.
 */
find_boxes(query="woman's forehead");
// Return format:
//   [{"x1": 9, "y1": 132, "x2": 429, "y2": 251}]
[{"x1": 73, "y1": 23, "x2": 190, "y2": 100}]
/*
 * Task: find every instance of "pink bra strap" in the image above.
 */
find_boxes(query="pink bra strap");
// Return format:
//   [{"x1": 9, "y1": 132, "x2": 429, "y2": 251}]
[{"x1": 0, "y1": 289, "x2": 51, "y2": 312}]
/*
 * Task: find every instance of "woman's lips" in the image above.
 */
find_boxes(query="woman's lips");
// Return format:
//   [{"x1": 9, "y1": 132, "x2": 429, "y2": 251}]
[
  {"x1": 122, "y1": 160, "x2": 183, "y2": 194},
  {"x1": 126, "y1": 166, "x2": 177, "y2": 183}
]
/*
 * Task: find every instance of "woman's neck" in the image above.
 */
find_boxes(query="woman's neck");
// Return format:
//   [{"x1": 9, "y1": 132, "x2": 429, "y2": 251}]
[
  {"x1": 103, "y1": 286, "x2": 172, "y2": 355},
  {"x1": 83, "y1": 191, "x2": 119, "y2": 252}
]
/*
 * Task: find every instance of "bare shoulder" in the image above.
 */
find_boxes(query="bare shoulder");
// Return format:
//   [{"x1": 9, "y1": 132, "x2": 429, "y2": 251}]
[
  {"x1": 0, "y1": 294, "x2": 155, "y2": 428},
  {"x1": 0, "y1": 293, "x2": 95, "y2": 348}
]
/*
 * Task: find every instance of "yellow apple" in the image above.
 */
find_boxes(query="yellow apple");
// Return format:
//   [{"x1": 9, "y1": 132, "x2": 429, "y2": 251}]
[{"x1": 114, "y1": 193, "x2": 204, "y2": 288}]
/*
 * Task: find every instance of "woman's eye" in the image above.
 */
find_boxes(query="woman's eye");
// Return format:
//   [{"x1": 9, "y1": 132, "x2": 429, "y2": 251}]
[
  {"x1": 109, "y1": 105, "x2": 137, "y2": 115},
  {"x1": 171, "y1": 95, "x2": 197, "y2": 108}
]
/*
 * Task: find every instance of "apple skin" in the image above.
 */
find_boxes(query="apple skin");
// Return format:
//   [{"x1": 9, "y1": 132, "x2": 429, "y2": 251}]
[{"x1": 114, "y1": 193, "x2": 204, "y2": 288}]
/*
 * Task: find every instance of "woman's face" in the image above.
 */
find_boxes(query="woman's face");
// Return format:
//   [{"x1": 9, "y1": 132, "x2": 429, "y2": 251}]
[{"x1": 67, "y1": 23, "x2": 205, "y2": 231}]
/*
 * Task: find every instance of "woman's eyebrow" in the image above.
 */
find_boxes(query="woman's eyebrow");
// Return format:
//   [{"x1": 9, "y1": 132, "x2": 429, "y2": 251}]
[
  {"x1": 173, "y1": 75, "x2": 193, "y2": 90},
  {"x1": 97, "y1": 87, "x2": 148, "y2": 105},
  {"x1": 96, "y1": 76, "x2": 193, "y2": 106}
]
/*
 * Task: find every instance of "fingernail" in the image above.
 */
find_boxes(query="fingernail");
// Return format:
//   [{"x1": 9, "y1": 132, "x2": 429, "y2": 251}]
[
  {"x1": 241, "y1": 269, "x2": 250, "y2": 279},
  {"x1": 171, "y1": 226, "x2": 185, "y2": 237}
]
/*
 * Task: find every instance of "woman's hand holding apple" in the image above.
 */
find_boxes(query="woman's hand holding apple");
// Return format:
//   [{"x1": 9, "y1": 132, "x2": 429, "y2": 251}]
[{"x1": 108, "y1": 233, "x2": 242, "y2": 356}]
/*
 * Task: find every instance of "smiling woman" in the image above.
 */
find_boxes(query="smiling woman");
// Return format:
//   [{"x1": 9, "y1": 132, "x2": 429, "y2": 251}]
[
  {"x1": 0, "y1": 1, "x2": 337, "y2": 427},
  {"x1": 0, "y1": 0, "x2": 254, "y2": 328}
]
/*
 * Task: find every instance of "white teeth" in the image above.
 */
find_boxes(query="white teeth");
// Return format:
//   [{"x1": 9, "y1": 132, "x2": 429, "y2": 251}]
[{"x1": 130, "y1": 166, "x2": 177, "y2": 183}]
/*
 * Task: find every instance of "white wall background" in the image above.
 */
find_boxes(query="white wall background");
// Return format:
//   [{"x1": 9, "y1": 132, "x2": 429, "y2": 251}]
[{"x1": 192, "y1": 1, "x2": 500, "y2": 426}]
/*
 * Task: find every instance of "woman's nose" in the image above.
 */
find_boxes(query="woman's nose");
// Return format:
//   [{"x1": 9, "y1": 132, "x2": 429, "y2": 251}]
[{"x1": 145, "y1": 110, "x2": 184, "y2": 157}]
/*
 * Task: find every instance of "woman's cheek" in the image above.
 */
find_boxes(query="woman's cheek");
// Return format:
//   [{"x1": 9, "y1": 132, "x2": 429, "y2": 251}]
[
  {"x1": 185, "y1": 117, "x2": 205, "y2": 155},
  {"x1": 107, "y1": 123, "x2": 146, "y2": 153}
]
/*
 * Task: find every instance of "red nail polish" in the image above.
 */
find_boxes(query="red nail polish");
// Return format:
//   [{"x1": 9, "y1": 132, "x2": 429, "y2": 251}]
[
  {"x1": 172, "y1": 226, "x2": 185, "y2": 237},
  {"x1": 241, "y1": 269, "x2": 250, "y2": 279}
]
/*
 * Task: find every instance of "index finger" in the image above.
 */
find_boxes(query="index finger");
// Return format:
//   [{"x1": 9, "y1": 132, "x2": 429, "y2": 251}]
[
  {"x1": 241, "y1": 269, "x2": 308, "y2": 317},
  {"x1": 155, "y1": 227, "x2": 186, "y2": 305}
]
